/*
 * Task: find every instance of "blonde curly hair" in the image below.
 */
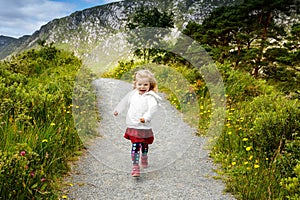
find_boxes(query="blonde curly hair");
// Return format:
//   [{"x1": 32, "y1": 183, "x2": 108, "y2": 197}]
[{"x1": 133, "y1": 69, "x2": 158, "y2": 92}]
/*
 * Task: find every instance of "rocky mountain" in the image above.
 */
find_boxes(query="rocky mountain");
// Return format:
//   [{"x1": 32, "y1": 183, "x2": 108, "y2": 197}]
[
  {"x1": 0, "y1": 36, "x2": 17, "y2": 48},
  {"x1": 0, "y1": 0, "x2": 240, "y2": 60}
]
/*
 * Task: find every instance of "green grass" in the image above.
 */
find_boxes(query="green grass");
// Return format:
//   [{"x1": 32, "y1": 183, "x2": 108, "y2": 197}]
[
  {"x1": 211, "y1": 65, "x2": 300, "y2": 199},
  {"x1": 0, "y1": 45, "x2": 97, "y2": 199}
]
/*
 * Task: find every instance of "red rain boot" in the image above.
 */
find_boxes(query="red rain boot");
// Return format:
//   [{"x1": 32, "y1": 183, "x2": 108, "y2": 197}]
[
  {"x1": 131, "y1": 164, "x2": 140, "y2": 177},
  {"x1": 141, "y1": 155, "x2": 148, "y2": 168}
]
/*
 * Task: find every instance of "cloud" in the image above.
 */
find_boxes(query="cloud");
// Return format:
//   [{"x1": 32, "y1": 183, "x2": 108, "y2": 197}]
[
  {"x1": 0, "y1": 0, "x2": 75, "y2": 38},
  {"x1": 0, "y1": 0, "x2": 123, "y2": 38}
]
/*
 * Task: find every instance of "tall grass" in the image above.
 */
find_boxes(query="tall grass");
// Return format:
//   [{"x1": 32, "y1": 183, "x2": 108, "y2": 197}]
[
  {"x1": 211, "y1": 64, "x2": 300, "y2": 199},
  {"x1": 0, "y1": 45, "x2": 96, "y2": 199}
]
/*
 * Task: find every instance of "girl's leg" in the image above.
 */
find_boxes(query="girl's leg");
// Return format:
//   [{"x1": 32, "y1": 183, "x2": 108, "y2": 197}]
[
  {"x1": 141, "y1": 143, "x2": 148, "y2": 156},
  {"x1": 131, "y1": 143, "x2": 141, "y2": 165},
  {"x1": 141, "y1": 143, "x2": 149, "y2": 168},
  {"x1": 131, "y1": 143, "x2": 141, "y2": 177}
]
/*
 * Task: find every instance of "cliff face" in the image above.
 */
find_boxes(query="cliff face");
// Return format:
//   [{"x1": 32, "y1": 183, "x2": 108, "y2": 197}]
[{"x1": 0, "y1": 0, "x2": 238, "y2": 60}]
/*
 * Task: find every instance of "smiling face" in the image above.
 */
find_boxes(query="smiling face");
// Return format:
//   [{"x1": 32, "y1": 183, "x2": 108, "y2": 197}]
[{"x1": 136, "y1": 78, "x2": 150, "y2": 95}]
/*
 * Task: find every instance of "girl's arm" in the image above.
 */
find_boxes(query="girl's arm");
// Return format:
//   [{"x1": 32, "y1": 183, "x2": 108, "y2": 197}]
[
  {"x1": 142, "y1": 96, "x2": 159, "y2": 122},
  {"x1": 114, "y1": 91, "x2": 132, "y2": 116}
]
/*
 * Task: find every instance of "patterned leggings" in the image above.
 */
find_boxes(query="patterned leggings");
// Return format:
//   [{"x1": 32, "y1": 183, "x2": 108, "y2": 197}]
[{"x1": 131, "y1": 142, "x2": 148, "y2": 165}]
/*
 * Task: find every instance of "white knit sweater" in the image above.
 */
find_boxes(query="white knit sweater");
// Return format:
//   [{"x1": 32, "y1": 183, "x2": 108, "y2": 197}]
[{"x1": 114, "y1": 89, "x2": 161, "y2": 129}]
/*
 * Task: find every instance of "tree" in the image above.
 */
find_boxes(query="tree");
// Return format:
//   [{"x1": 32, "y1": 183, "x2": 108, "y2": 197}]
[
  {"x1": 241, "y1": 0, "x2": 296, "y2": 76},
  {"x1": 265, "y1": 23, "x2": 300, "y2": 92},
  {"x1": 281, "y1": 23, "x2": 300, "y2": 69},
  {"x1": 183, "y1": 0, "x2": 298, "y2": 77},
  {"x1": 126, "y1": 7, "x2": 174, "y2": 62}
]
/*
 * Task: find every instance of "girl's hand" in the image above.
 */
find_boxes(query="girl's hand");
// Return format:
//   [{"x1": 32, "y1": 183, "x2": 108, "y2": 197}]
[
  {"x1": 114, "y1": 111, "x2": 118, "y2": 116},
  {"x1": 140, "y1": 118, "x2": 145, "y2": 123}
]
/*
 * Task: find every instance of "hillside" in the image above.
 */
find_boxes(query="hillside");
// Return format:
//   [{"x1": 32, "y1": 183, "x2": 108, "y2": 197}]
[
  {"x1": 0, "y1": 0, "x2": 242, "y2": 60},
  {"x1": 0, "y1": 36, "x2": 17, "y2": 48}
]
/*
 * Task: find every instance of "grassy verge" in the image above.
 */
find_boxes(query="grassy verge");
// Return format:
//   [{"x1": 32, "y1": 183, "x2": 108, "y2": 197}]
[{"x1": 0, "y1": 45, "x2": 97, "y2": 199}]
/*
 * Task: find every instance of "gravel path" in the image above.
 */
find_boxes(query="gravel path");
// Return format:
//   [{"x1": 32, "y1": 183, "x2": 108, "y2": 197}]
[{"x1": 64, "y1": 78, "x2": 235, "y2": 200}]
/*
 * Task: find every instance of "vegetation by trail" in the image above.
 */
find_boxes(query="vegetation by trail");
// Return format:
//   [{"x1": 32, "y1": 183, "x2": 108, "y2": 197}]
[
  {"x1": 0, "y1": 44, "x2": 96, "y2": 199},
  {"x1": 1, "y1": 1, "x2": 299, "y2": 199}
]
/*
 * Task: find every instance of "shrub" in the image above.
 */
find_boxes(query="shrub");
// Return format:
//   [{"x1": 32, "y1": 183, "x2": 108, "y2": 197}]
[
  {"x1": 212, "y1": 93, "x2": 300, "y2": 199},
  {"x1": 0, "y1": 144, "x2": 50, "y2": 199},
  {"x1": 0, "y1": 45, "x2": 91, "y2": 199},
  {"x1": 217, "y1": 62, "x2": 273, "y2": 104}
]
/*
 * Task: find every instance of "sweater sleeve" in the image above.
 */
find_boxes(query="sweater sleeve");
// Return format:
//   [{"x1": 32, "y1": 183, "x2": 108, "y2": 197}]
[
  {"x1": 142, "y1": 95, "x2": 159, "y2": 122},
  {"x1": 114, "y1": 91, "x2": 132, "y2": 115}
]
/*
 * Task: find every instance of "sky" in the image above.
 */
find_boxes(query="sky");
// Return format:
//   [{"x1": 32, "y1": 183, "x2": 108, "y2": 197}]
[{"x1": 0, "y1": 0, "x2": 122, "y2": 38}]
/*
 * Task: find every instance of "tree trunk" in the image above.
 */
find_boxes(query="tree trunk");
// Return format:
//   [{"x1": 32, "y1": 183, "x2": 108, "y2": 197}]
[{"x1": 254, "y1": 10, "x2": 272, "y2": 77}]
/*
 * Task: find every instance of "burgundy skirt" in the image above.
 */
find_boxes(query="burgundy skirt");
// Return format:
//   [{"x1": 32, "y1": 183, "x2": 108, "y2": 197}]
[{"x1": 124, "y1": 128, "x2": 154, "y2": 144}]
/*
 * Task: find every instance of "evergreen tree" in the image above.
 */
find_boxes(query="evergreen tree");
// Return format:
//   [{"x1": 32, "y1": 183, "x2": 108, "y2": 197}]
[
  {"x1": 282, "y1": 23, "x2": 300, "y2": 69},
  {"x1": 126, "y1": 7, "x2": 174, "y2": 62},
  {"x1": 263, "y1": 23, "x2": 300, "y2": 92},
  {"x1": 183, "y1": 0, "x2": 298, "y2": 77}
]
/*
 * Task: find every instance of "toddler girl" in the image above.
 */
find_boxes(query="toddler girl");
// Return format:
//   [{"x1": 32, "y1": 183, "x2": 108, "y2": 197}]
[{"x1": 114, "y1": 69, "x2": 161, "y2": 177}]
